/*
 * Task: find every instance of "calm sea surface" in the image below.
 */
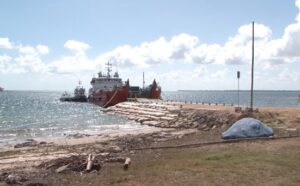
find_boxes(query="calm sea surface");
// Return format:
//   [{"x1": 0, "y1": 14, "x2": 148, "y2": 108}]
[
  {"x1": 162, "y1": 90, "x2": 300, "y2": 108},
  {"x1": 0, "y1": 90, "x2": 299, "y2": 147},
  {"x1": 0, "y1": 91, "x2": 145, "y2": 147}
]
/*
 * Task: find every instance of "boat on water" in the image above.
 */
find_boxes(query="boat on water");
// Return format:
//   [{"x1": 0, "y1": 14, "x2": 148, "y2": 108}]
[
  {"x1": 140, "y1": 79, "x2": 161, "y2": 99},
  {"x1": 128, "y1": 72, "x2": 161, "y2": 99},
  {"x1": 60, "y1": 82, "x2": 88, "y2": 102},
  {"x1": 0, "y1": 87, "x2": 3, "y2": 92},
  {"x1": 88, "y1": 62, "x2": 129, "y2": 107},
  {"x1": 129, "y1": 79, "x2": 161, "y2": 99}
]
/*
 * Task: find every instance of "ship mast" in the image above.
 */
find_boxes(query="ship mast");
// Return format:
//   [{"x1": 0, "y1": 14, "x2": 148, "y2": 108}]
[
  {"x1": 106, "y1": 61, "x2": 112, "y2": 78},
  {"x1": 143, "y1": 72, "x2": 145, "y2": 89}
]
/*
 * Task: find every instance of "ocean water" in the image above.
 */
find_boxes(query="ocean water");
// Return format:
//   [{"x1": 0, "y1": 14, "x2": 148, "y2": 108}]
[
  {"x1": 0, "y1": 91, "x2": 145, "y2": 147},
  {"x1": 0, "y1": 90, "x2": 299, "y2": 147},
  {"x1": 162, "y1": 90, "x2": 300, "y2": 108}
]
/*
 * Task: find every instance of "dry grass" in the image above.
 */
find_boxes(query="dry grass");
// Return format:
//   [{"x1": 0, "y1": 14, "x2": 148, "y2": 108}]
[{"x1": 43, "y1": 138, "x2": 300, "y2": 186}]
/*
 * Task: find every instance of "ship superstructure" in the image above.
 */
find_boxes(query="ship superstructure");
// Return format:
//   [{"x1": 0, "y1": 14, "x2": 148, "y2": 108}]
[{"x1": 88, "y1": 62, "x2": 129, "y2": 107}]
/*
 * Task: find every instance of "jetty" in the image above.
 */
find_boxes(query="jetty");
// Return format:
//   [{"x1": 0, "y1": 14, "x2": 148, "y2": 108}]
[{"x1": 102, "y1": 98, "x2": 239, "y2": 130}]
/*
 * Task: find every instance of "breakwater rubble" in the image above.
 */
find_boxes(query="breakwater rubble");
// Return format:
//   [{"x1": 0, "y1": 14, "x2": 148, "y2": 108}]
[{"x1": 102, "y1": 99, "x2": 239, "y2": 130}]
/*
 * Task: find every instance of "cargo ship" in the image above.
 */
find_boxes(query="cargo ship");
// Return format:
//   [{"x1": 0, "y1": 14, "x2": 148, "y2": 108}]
[{"x1": 88, "y1": 62, "x2": 129, "y2": 107}]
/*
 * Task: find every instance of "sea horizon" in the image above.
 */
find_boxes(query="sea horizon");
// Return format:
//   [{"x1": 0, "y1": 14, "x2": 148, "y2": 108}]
[{"x1": 2, "y1": 89, "x2": 300, "y2": 92}]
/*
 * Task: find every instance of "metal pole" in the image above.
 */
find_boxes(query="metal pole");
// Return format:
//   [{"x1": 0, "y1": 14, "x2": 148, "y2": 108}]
[
  {"x1": 237, "y1": 71, "x2": 240, "y2": 107},
  {"x1": 250, "y1": 21, "x2": 254, "y2": 111},
  {"x1": 238, "y1": 75, "x2": 240, "y2": 107},
  {"x1": 143, "y1": 72, "x2": 145, "y2": 89}
]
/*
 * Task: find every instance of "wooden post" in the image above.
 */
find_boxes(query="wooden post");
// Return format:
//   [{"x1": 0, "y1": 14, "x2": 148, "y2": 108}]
[
  {"x1": 123, "y1": 157, "x2": 131, "y2": 170},
  {"x1": 86, "y1": 154, "x2": 95, "y2": 172}
]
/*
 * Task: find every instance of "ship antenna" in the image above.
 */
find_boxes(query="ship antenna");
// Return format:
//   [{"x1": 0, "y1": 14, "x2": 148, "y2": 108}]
[
  {"x1": 106, "y1": 61, "x2": 112, "y2": 77},
  {"x1": 143, "y1": 72, "x2": 145, "y2": 89}
]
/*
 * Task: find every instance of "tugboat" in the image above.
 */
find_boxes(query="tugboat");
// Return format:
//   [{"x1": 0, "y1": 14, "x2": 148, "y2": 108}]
[
  {"x1": 60, "y1": 81, "x2": 88, "y2": 102},
  {"x1": 88, "y1": 62, "x2": 129, "y2": 107}
]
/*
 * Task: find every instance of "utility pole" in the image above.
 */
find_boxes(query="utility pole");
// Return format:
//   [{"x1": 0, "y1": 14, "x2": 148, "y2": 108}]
[
  {"x1": 237, "y1": 71, "x2": 240, "y2": 107},
  {"x1": 250, "y1": 21, "x2": 255, "y2": 111}
]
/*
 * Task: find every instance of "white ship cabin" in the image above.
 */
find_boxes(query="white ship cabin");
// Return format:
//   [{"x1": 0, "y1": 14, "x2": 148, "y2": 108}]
[{"x1": 90, "y1": 70, "x2": 123, "y2": 92}]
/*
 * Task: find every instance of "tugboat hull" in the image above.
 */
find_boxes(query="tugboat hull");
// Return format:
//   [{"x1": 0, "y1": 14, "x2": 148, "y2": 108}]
[{"x1": 60, "y1": 96, "x2": 88, "y2": 102}]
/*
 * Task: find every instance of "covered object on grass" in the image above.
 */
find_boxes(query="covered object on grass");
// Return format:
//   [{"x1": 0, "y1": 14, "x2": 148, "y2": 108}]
[{"x1": 222, "y1": 117, "x2": 273, "y2": 139}]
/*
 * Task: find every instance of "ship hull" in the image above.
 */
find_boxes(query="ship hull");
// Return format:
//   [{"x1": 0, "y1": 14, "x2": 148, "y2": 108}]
[
  {"x1": 88, "y1": 82, "x2": 129, "y2": 107},
  {"x1": 60, "y1": 96, "x2": 88, "y2": 102},
  {"x1": 149, "y1": 79, "x2": 161, "y2": 99}
]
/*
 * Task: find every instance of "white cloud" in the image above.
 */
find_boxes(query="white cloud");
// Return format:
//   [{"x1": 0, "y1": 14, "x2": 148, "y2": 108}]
[
  {"x1": 278, "y1": 68, "x2": 300, "y2": 82},
  {"x1": 18, "y1": 44, "x2": 49, "y2": 55},
  {"x1": 0, "y1": 55, "x2": 12, "y2": 63},
  {"x1": 19, "y1": 46, "x2": 36, "y2": 54},
  {"x1": 169, "y1": 33, "x2": 198, "y2": 59},
  {"x1": 96, "y1": 34, "x2": 199, "y2": 68},
  {"x1": 0, "y1": 55, "x2": 13, "y2": 74},
  {"x1": 210, "y1": 68, "x2": 229, "y2": 78},
  {"x1": 0, "y1": 38, "x2": 50, "y2": 74},
  {"x1": 296, "y1": 0, "x2": 300, "y2": 21},
  {"x1": 47, "y1": 53, "x2": 96, "y2": 74},
  {"x1": 91, "y1": 23, "x2": 274, "y2": 68},
  {"x1": 0, "y1": 37, "x2": 13, "y2": 49},
  {"x1": 64, "y1": 40, "x2": 90, "y2": 53},
  {"x1": 36, "y1": 45, "x2": 49, "y2": 55},
  {"x1": 14, "y1": 54, "x2": 47, "y2": 73}
]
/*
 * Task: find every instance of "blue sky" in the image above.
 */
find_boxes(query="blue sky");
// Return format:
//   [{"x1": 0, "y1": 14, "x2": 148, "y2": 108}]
[{"x1": 0, "y1": 0, "x2": 300, "y2": 91}]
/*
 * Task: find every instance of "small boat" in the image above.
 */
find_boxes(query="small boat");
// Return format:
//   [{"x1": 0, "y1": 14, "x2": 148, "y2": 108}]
[
  {"x1": 60, "y1": 82, "x2": 88, "y2": 102},
  {"x1": 0, "y1": 86, "x2": 3, "y2": 92}
]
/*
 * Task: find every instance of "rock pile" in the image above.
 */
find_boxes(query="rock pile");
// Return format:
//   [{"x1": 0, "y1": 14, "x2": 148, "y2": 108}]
[{"x1": 103, "y1": 100, "x2": 238, "y2": 130}]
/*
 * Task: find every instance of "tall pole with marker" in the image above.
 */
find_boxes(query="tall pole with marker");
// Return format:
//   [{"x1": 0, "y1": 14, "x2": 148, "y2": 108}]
[
  {"x1": 250, "y1": 21, "x2": 255, "y2": 111},
  {"x1": 237, "y1": 71, "x2": 240, "y2": 107}
]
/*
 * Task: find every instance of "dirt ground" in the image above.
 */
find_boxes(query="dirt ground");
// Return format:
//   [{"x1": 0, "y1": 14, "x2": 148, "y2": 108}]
[{"x1": 0, "y1": 105, "x2": 299, "y2": 186}]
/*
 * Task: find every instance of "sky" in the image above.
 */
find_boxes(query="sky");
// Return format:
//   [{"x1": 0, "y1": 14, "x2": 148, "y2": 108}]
[{"x1": 0, "y1": 0, "x2": 300, "y2": 91}]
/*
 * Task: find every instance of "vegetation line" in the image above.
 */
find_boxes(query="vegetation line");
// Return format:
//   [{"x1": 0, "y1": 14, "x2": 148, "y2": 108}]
[{"x1": 130, "y1": 135, "x2": 300, "y2": 151}]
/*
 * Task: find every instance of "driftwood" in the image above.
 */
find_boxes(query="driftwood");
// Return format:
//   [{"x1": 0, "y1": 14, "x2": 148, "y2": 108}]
[
  {"x1": 39, "y1": 154, "x2": 129, "y2": 173},
  {"x1": 55, "y1": 164, "x2": 70, "y2": 173},
  {"x1": 123, "y1": 157, "x2": 131, "y2": 170},
  {"x1": 86, "y1": 154, "x2": 95, "y2": 172}
]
